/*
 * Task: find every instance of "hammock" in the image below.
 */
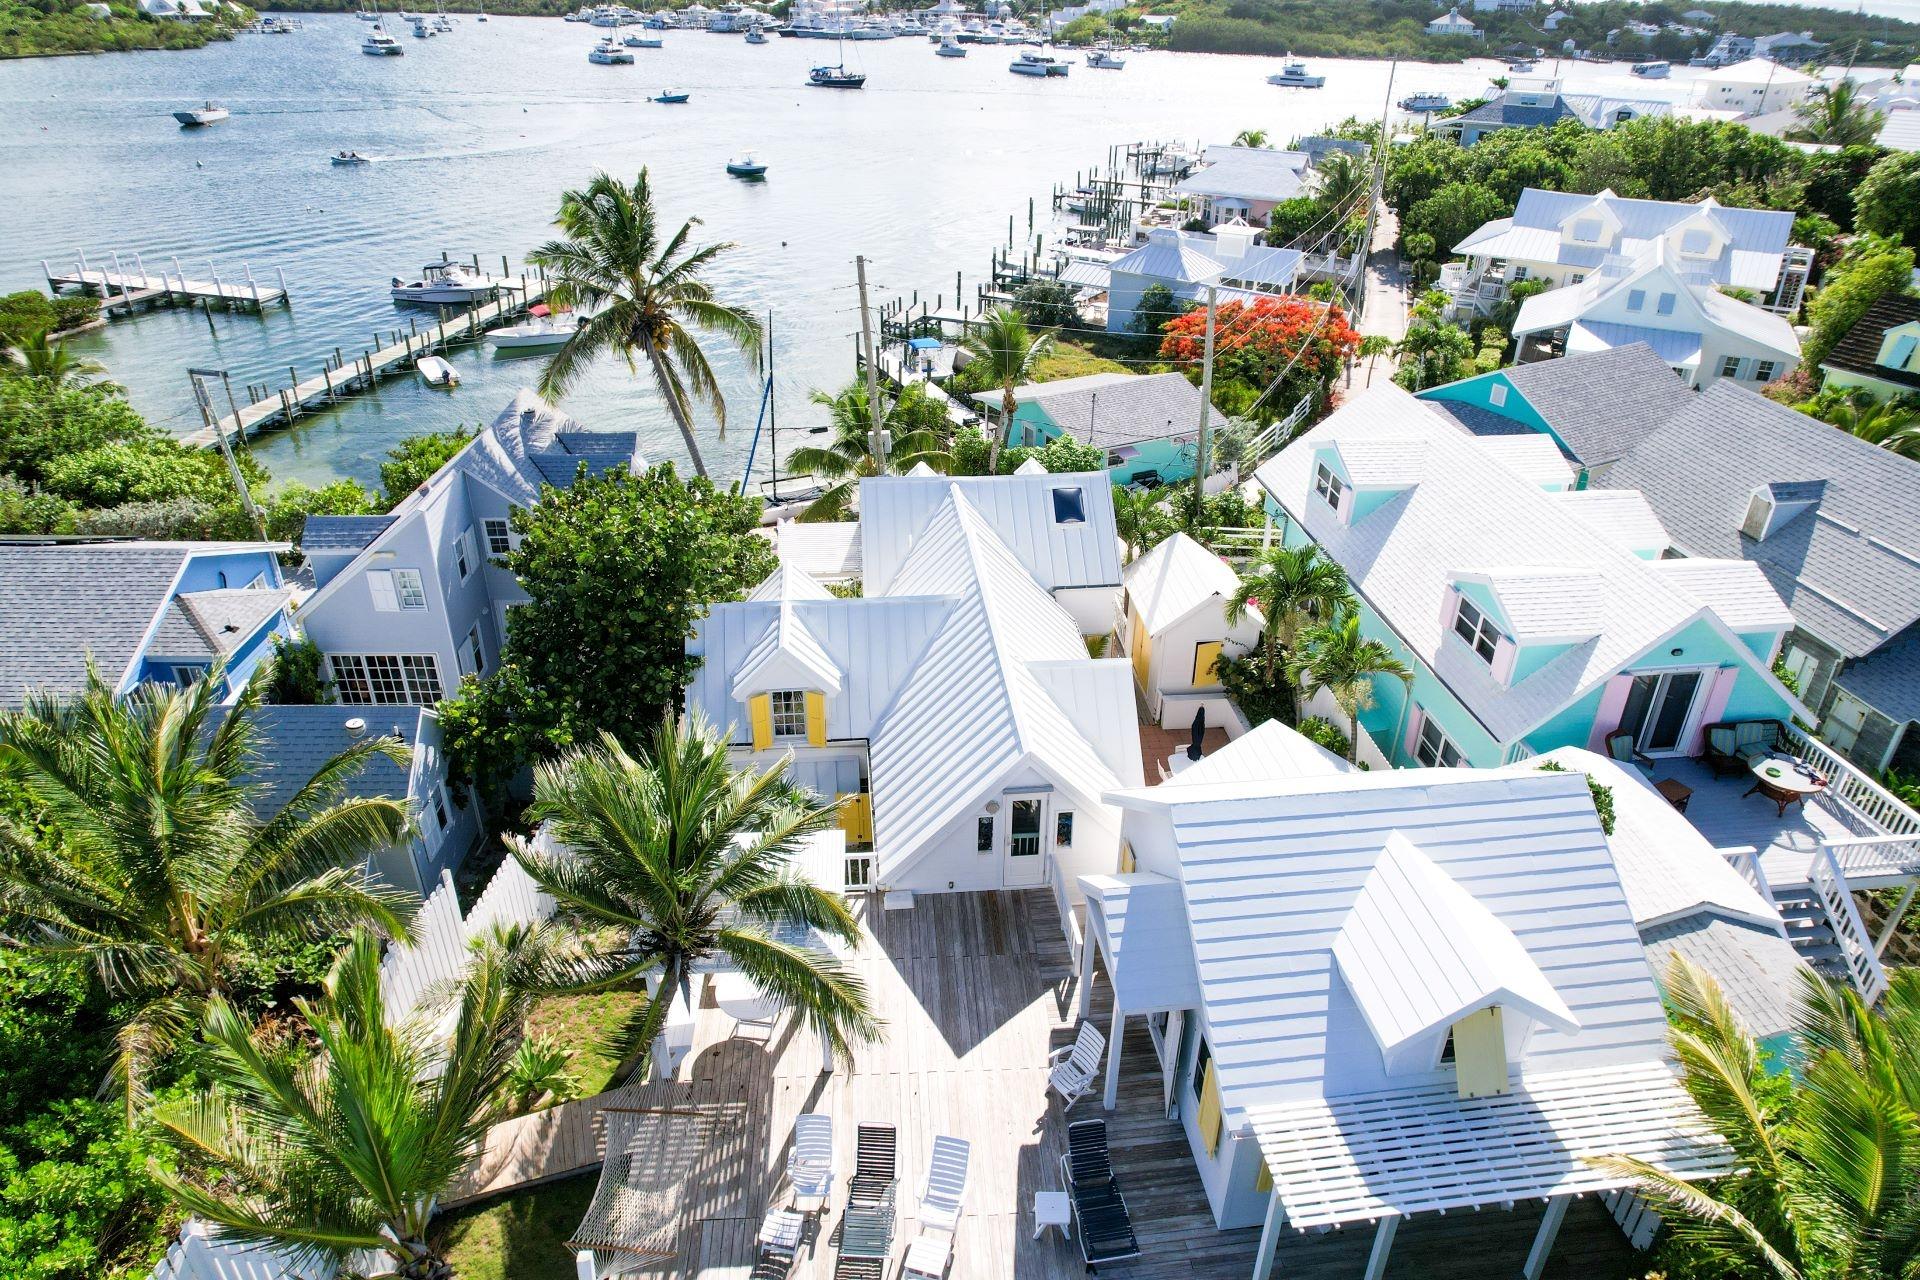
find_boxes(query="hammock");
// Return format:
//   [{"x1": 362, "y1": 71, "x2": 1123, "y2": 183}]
[{"x1": 567, "y1": 1106, "x2": 725, "y2": 1276}]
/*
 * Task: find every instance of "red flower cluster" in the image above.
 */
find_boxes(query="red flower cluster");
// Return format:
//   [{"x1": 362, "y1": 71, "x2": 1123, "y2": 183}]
[{"x1": 1159, "y1": 296, "x2": 1361, "y2": 390}]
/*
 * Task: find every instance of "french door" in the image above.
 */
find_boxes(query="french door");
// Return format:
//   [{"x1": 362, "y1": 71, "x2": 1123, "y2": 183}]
[
  {"x1": 1003, "y1": 796, "x2": 1047, "y2": 887},
  {"x1": 1617, "y1": 671, "x2": 1704, "y2": 755}
]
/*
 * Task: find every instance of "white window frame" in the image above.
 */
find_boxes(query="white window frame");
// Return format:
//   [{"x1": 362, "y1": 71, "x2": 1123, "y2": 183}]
[
  {"x1": 768, "y1": 688, "x2": 808, "y2": 740},
  {"x1": 454, "y1": 527, "x2": 477, "y2": 582},
  {"x1": 482, "y1": 518, "x2": 512, "y2": 557},
  {"x1": 391, "y1": 568, "x2": 428, "y2": 610},
  {"x1": 1720, "y1": 355, "x2": 1743, "y2": 379},
  {"x1": 1752, "y1": 360, "x2": 1778, "y2": 383},
  {"x1": 1313, "y1": 462, "x2": 1345, "y2": 512},
  {"x1": 1416, "y1": 714, "x2": 1466, "y2": 768},
  {"x1": 170, "y1": 664, "x2": 208, "y2": 686},
  {"x1": 1488, "y1": 383, "x2": 1508, "y2": 408},
  {"x1": 1451, "y1": 595, "x2": 1502, "y2": 666},
  {"x1": 328, "y1": 654, "x2": 445, "y2": 705},
  {"x1": 466, "y1": 623, "x2": 486, "y2": 677}
]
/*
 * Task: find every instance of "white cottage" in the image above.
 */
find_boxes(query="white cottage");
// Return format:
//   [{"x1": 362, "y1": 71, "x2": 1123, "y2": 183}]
[{"x1": 1120, "y1": 532, "x2": 1261, "y2": 727}]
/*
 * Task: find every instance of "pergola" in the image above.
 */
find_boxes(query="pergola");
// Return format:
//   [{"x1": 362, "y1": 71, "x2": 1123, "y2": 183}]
[{"x1": 1243, "y1": 1062, "x2": 1734, "y2": 1280}]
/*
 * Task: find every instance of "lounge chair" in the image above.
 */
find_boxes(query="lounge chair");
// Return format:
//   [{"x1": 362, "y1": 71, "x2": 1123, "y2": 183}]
[
  {"x1": 849, "y1": 1123, "x2": 897, "y2": 1208},
  {"x1": 1705, "y1": 718, "x2": 1785, "y2": 777},
  {"x1": 1061, "y1": 1119, "x2": 1141, "y2": 1270},
  {"x1": 917, "y1": 1135, "x2": 971, "y2": 1235},
  {"x1": 788, "y1": 1113, "x2": 834, "y2": 1215},
  {"x1": 1607, "y1": 730, "x2": 1655, "y2": 778},
  {"x1": 1047, "y1": 1021, "x2": 1106, "y2": 1112},
  {"x1": 835, "y1": 1182, "x2": 896, "y2": 1278}
]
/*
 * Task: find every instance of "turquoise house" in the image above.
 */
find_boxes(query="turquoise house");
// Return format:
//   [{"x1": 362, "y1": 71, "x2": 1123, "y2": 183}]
[
  {"x1": 972, "y1": 371, "x2": 1202, "y2": 487},
  {"x1": 1251, "y1": 383, "x2": 1807, "y2": 769}
]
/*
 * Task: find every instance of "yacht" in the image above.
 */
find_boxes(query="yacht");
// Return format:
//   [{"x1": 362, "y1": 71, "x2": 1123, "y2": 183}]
[
  {"x1": 1398, "y1": 89, "x2": 1450, "y2": 112},
  {"x1": 411, "y1": 18, "x2": 434, "y2": 37},
  {"x1": 1631, "y1": 59, "x2": 1671, "y2": 78},
  {"x1": 1009, "y1": 50, "x2": 1067, "y2": 76},
  {"x1": 357, "y1": 9, "x2": 380, "y2": 18},
  {"x1": 391, "y1": 260, "x2": 497, "y2": 304},
  {"x1": 625, "y1": 30, "x2": 662, "y2": 46},
  {"x1": 362, "y1": 22, "x2": 404, "y2": 53},
  {"x1": 490, "y1": 312, "x2": 579, "y2": 351},
  {"x1": 173, "y1": 101, "x2": 230, "y2": 126},
  {"x1": 1266, "y1": 57, "x2": 1324, "y2": 87},
  {"x1": 935, "y1": 34, "x2": 965, "y2": 56},
  {"x1": 588, "y1": 35, "x2": 634, "y2": 62},
  {"x1": 1086, "y1": 45, "x2": 1125, "y2": 69},
  {"x1": 809, "y1": 63, "x2": 866, "y2": 86},
  {"x1": 1505, "y1": 56, "x2": 1536, "y2": 72}
]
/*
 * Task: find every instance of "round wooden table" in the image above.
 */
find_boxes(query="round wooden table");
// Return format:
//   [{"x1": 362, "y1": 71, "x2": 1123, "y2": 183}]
[{"x1": 1744, "y1": 754, "x2": 1827, "y2": 817}]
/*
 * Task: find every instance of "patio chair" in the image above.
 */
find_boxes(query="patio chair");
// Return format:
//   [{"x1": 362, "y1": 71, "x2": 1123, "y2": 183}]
[
  {"x1": 1061, "y1": 1119, "x2": 1141, "y2": 1269},
  {"x1": 1606, "y1": 730, "x2": 1656, "y2": 778},
  {"x1": 849, "y1": 1123, "x2": 897, "y2": 1209},
  {"x1": 1047, "y1": 1020, "x2": 1107, "y2": 1112},
  {"x1": 1705, "y1": 719, "x2": 1785, "y2": 777},
  {"x1": 917, "y1": 1135, "x2": 971, "y2": 1235},
  {"x1": 788, "y1": 1113, "x2": 835, "y2": 1215},
  {"x1": 835, "y1": 1181, "x2": 897, "y2": 1278}
]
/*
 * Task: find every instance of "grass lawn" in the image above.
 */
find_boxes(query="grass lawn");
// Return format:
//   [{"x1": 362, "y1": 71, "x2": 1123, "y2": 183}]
[
  {"x1": 433, "y1": 1173, "x2": 596, "y2": 1280},
  {"x1": 524, "y1": 988, "x2": 643, "y2": 1098},
  {"x1": 1030, "y1": 341, "x2": 1134, "y2": 383}
]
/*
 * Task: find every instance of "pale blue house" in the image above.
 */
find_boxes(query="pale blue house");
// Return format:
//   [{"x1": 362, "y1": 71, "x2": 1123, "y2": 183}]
[
  {"x1": 1252, "y1": 383, "x2": 1807, "y2": 769},
  {"x1": 973, "y1": 371, "x2": 1203, "y2": 486}
]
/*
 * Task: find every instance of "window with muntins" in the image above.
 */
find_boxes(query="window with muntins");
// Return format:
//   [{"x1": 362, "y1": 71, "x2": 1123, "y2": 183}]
[
  {"x1": 1416, "y1": 715, "x2": 1465, "y2": 768},
  {"x1": 1753, "y1": 360, "x2": 1777, "y2": 383},
  {"x1": 976, "y1": 816, "x2": 994, "y2": 852},
  {"x1": 1720, "y1": 355, "x2": 1743, "y2": 379},
  {"x1": 1313, "y1": 462, "x2": 1345, "y2": 511},
  {"x1": 1452, "y1": 596, "x2": 1501, "y2": 665},
  {"x1": 392, "y1": 569, "x2": 427, "y2": 610},
  {"x1": 483, "y1": 518, "x2": 512, "y2": 556},
  {"x1": 769, "y1": 689, "x2": 808, "y2": 739},
  {"x1": 330, "y1": 654, "x2": 444, "y2": 705}
]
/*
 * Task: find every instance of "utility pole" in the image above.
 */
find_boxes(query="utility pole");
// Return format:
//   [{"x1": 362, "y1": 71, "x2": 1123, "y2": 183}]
[
  {"x1": 1194, "y1": 284, "x2": 1218, "y2": 524},
  {"x1": 855, "y1": 254, "x2": 888, "y2": 468},
  {"x1": 188, "y1": 368, "x2": 266, "y2": 541}
]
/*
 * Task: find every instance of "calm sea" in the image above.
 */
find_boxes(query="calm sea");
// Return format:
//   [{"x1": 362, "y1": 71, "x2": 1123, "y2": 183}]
[{"x1": 0, "y1": 19, "x2": 1885, "y2": 490}]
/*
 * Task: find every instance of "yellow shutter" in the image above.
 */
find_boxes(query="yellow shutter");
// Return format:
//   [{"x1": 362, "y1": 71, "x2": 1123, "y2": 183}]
[
  {"x1": 1130, "y1": 610, "x2": 1152, "y2": 690},
  {"x1": 1119, "y1": 840, "x2": 1136, "y2": 874},
  {"x1": 1255, "y1": 1158, "x2": 1273, "y2": 1194},
  {"x1": 1193, "y1": 641, "x2": 1224, "y2": 687},
  {"x1": 836, "y1": 792, "x2": 872, "y2": 845},
  {"x1": 805, "y1": 691, "x2": 827, "y2": 746},
  {"x1": 1197, "y1": 1059, "x2": 1224, "y2": 1156},
  {"x1": 748, "y1": 694, "x2": 772, "y2": 752},
  {"x1": 1452, "y1": 1006, "x2": 1509, "y2": 1099}
]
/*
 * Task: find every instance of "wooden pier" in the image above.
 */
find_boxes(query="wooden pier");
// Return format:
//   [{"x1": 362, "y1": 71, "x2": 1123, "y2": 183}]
[
  {"x1": 45, "y1": 252, "x2": 288, "y2": 317},
  {"x1": 182, "y1": 274, "x2": 547, "y2": 449}
]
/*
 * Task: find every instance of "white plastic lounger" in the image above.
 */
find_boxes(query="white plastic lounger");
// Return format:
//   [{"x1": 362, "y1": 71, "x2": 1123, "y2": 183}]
[
  {"x1": 917, "y1": 1135, "x2": 971, "y2": 1235},
  {"x1": 1047, "y1": 1021, "x2": 1106, "y2": 1111},
  {"x1": 788, "y1": 1112, "x2": 834, "y2": 1214}
]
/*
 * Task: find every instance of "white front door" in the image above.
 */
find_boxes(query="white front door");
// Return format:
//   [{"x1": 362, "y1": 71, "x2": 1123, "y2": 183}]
[{"x1": 1003, "y1": 796, "x2": 1047, "y2": 888}]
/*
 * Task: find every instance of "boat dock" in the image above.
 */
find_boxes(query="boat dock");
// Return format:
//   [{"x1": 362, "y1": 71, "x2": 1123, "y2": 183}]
[
  {"x1": 182, "y1": 273, "x2": 547, "y2": 450},
  {"x1": 44, "y1": 252, "x2": 289, "y2": 318}
]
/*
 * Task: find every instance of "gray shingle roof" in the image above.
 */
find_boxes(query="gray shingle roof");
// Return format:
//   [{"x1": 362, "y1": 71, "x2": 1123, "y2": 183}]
[
  {"x1": 1497, "y1": 344, "x2": 1696, "y2": 466},
  {"x1": 1604, "y1": 382, "x2": 1920, "y2": 660},
  {"x1": 240, "y1": 704, "x2": 421, "y2": 820},
  {"x1": 148, "y1": 588, "x2": 289, "y2": 659},
  {"x1": 0, "y1": 544, "x2": 191, "y2": 704},
  {"x1": 1832, "y1": 621, "x2": 1920, "y2": 725},
  {"x1": 301, "y1": 515, "x2": 398, "y2": 552},
  {"x1": 1821, "y1": 293, "x2": 1920, "y2": 393},
  {"x1": 981, "y1": 371, "x2": 1205, "y2": 449},
  {"x1": 1451, "y1": 97, "x2": 1577, "y2": 130},
  {"x1": 1639, "y1": 914, "x2": 1807, "y2": 1041}
]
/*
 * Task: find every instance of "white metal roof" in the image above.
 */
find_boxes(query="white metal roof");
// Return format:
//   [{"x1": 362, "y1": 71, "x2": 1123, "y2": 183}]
[
  {"x1": 1334, "y1": 833, "x2": 1579, "y2": 1057},
  {"x1": 1254, "y1": 384, "x2": 1800, "y2": 745},
  {"x1": 1699, "y1": 56, "x2": 1817, "y2": 86},
  {"x1": 1109, "y1": 229, "x2": 1226, "y2": 286},
  {"x1": 1124, "y1": 531, "x2": 1246, "y2": 635},
  {"x1": 1081, "y1": 872, "x2": 1203, "y2": 1013},
  {"x1": 858, "y1": 471, "x2": 1121, "y2": 596},
  {"x1": 1166, "y1": 718, "x2": 1355, "y2": 786},
  {"x1": 1104, "y1": 768, "x2": 1674, "y2": 1120},
  {"x1": 1178, "y1": 146, "x2": 1313, "y2": 203},
  {"x1": 747, "y1": 561, "x2": 834, "y2": 601},
  {"x1": 730, "y1": 599, "x2": 845, "y2": 699},
  {"x1": 1246, "y1": 1061, "x2": 1731, "y2": 1228},
  {"x1": 770, "y1": 519, "x2": 863, "y2": 581}
]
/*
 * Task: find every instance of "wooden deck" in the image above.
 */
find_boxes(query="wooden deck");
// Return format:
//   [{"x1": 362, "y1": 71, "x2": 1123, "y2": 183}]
[
  {"x1": 446, "y1": 890, "x2": 1644, "y2": 1280},
  {"x1": 1659, "y1": 758, "x2": 1860, "y2": 890}
]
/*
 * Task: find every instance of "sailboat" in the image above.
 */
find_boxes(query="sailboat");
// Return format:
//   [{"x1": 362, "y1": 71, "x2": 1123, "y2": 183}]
[
  {"x1": 808, "y1": 24, "x2": 865, "y2": 87},
  {"x1": 361, "y1": 2, "x2": 404, "y2": 54}
]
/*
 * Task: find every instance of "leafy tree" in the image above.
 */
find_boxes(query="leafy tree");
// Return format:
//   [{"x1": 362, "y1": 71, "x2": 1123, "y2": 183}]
[
  {"x1": 1000, "y1": 431, "x2": 1107, "y2": 475},
  {"x1": 1159, "y1": 296, "x2": 1360, "y2": 420},
  {"x1": 0, "y1": 378, "x2": 153, "y2": 490},
  {"x1": 1288, "y1": 612, "x2": 1412, "y2": 762},
  {"x1": 960, "y1": 307, "x2": 1055, "y2": 464},
  {"x1": 13, "y1": 329, "x2": 112, "y2": 391},
  {"x1": 947, "y1": 426, "x2": 996, "y2": 477},
  {"x1": 1012, "y1": 280, "x2": 1081, "y2": 331},
  {"x1": 0, "y1": 476, "x2": 75, "y2": 536},
  {"x1": 1855, "y1": 152, "x2": 1920, "y2": 249},
  {"x1": 530, "y1": 169, "x2": 761, "y2": 479},
  {"x1": 266, "y1": 478, "x2": 376, "y2": 544},
  {"x1": 788, "y1": 381, "x2": 953, "y2": 520},
  {"x1": 1393, "y1": 313, "x2": 1476, "y2": 391},
  {"x1": 1127, "y1": 282, "x2": 1184, "y2": 339},
  {"x1": 1598, "y1": 960, "x2": 1920, "y2": 1280},
  {"x1": 263, "y1": 633, "x2": 334, "y2": 706},
  {"x1": 1313, "y1": 151, "x2": 1371, "y2": 224},
  {"x1": 1232, "y1": 127, "x2": 1270, "y2": 148},
  {"x1": 1789, "y1": 79, "x2": 1884, "y2": 148},
  {"x1": 0, "y1": 671, "x2": 412, "y2": 1117},
  {"x1": 1113, "y1": 485, "x2": 1176, "y2": 561},
  {"x1": 0, "y1": 289, "x2": 98, "y2": 350},
  {"x1": 151, "y1": 928, "x2": 539, "y2": 1280},
  {"x1": 439, "y1": 466, "x2": 775, "y2": 791},
  {"x1": 1805, "y1": 235, "x2": 1916, "y2": 368},
  {"x1": 1227, "y1": 543, "x2": 1350, "y2": 721},
  {"x1": 1265, "y1": 195, "x2": 1326, "y2": 246},
  {"x1": 509, "y1": 716, "x2": 878, "y2": 1082},
  {"x1": 1402, "y1": 181, "x2": 1507, "y2": 263},
  {"x1": 39, "y1": 439, "x2": 258, "y2": 513},
  {"x1": 378, "y1": 428, "x2": 472, "y2": 507}
]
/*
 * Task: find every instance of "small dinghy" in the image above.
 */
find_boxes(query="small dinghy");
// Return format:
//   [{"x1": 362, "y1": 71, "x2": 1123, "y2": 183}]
[
  {"x1": 417, "y1": 354, "x2": 459, "y2": 387},
  {"x1": 655, "y1": 88, "x2": 691, "y2": 102},
  {"x1": 331, "y1": 150, "x2": 372, "y2": 165},
  {"x1": 726, "y1": 154, "x2": 768, "y2": 178}
]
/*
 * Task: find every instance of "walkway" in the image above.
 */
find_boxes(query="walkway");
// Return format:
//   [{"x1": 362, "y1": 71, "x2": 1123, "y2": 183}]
[{"x1": 1357, "y1": 205, "x2": 1410, "y2": 345}]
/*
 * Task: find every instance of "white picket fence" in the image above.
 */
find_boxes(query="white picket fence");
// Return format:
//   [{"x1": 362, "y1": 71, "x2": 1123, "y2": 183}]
[{"x1": 149, "y1": 839, "x2": 559, "y2": 1280}]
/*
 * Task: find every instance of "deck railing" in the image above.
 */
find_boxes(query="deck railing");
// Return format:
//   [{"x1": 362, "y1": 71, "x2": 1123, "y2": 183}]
[
  {"x1": 1717, "y1": 844, "x2": 1779, "y2": 909},
  {"x1": 1810, "y1": 843, "x2": 1891, "y2": 1005},
  {"x1": 1777, "y1": 724, "x2": 1920, "y2": 881}
]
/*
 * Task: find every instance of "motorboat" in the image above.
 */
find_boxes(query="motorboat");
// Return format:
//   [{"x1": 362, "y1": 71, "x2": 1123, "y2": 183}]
[
  {"x1": 362, "y1": 22, "x2": 404, "y2": 53},
  {"x1": 391, "y1": 260, "x2": 497, "y2": 304},
  {"x1": 588, "y1": 36, "x2": 634, "y2": 62},
  {"x1": 489, "y1": 310, "x2": 579, "y2": 351},
  {"x1": 1505, "y1": 56, "x2": 1536, "y2": 72},
  {"x1": 726, "y1": 154, "x2": 769, "y2": 178},
  {"x1": 935, "y1": 34, "x2": 965, "y2": 56},
  {"x1": 331, "y1": 151, "x2": 372, "y2": 165},
  {"x1": 417, "y1": 355, "x2": 459, "y2": 387},
  {"x1": 1086, "y1": 46, "x2": 1124, "y2": 69},
  {"x1": 624, "y1": 30, "x2": 662, "y2": 46},
  {"x1": 655, "y1": 88, "x2": 691, "y2": 102},
  {"x1": 808, "y1": 63, "x2": 865, "y2": 87},
  {"x1": 1009, "y1": 51, "x2": 1067, "y2": 76},
  {"x1": 745, "y1": 27, "x2": 767, "y2": 43},
  {"x1": 1631, "y1": 60, "x2": 1671, "y2": 78},
  {"x1": 174, "y1": 101, "x2": 230, "y2": 126},
  {"x1": 1398, "y1": 89, "x2": 1450, "y2": 112},
  {"x1": 1266, "y1": 57, "x2": 1324, "y2": 87},
  {"x1": 411, "y1": 18, "x2": 434, "y2": 37}
]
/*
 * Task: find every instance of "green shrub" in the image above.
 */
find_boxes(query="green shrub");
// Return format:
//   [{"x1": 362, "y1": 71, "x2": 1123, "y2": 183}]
[{"x1": 1296, "y1": 716, "x2": 1351, "y2": 758}]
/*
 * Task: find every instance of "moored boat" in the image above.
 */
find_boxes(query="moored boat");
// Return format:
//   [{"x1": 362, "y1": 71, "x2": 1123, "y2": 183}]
[
  {"x1": 588, "y1": 35, "x2": 634, "y2": 62},
  {"x1": 489, "y1": 310, "x2": 579, "y2": 351},
  {"x1": 1009, "y1": 50, "x2": 1066, "y2": 76},
  {"x1": 1631, "y1": 59, "x2": 1670, "y2": 78},
  {"x1": 1266, "y1": 56, "x2": 1324, "y2": 87},
  {"x1": 808, "y1": 63, "x2": 865, "y2": 86},
  {"x1": 726, "y1": 154, "x2": 769, "y2": 178},
  {"x1": 935, "y1": 34, "x2": 965, "y2": 56},
  {"x1": 745, "y1": 26, "x2": 767, "y2": 43},
  {"x1": 390, "y1": 260, "x2": 497, "y2": 304},
  {"x1": 1086, "y1": 46, "x2": 1124, "y2": 69},
  {"x1": 1398, "y1": 89, "x2": 1450, "y2": 112},
  {"x1": 417, "y1": 355, "x2": 459, "y2": 387},
  {"x1": 173, "y1": 101, "x2": 230, "y2": 126},
  {"x1": 624, "y1": 30, "x2": 661, "y2": 46}
]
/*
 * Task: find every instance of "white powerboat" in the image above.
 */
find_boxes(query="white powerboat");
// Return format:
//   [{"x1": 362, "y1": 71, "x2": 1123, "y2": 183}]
[
  {"x1": 588, "y1": 35, "x2": 634, "y2": 62},
  {"x1": 362, "y1": 21, "x2": 403, "y2": 54},
  {"x1": 411, "y1": 18, "x2": 434, "y2": 37},
  {"x1": 1010, "y1": 50, "x2": 1067, "y2": 76},
  {"x1": 935, "y1": 34, "x2": 965, "y2": 56},
  {"x1": 1399, "y1": 89, "x2": 1450, "y2": 112},
  {"x1": 1086, "y1": 46, "x2": 1124, "y2": 69},
  {"x1": 1631, "y1": 60, "x2": 1671, "y2": 78},
  {"x1": 174, "y1": 101, "x2": 229, "y2": 126},
  {"x1": 391, "y1": 260, "x2": 497, "y2": 304},
  {"x1": 1267, "y1": 57, "x2": 1324, "y2": 87},
  {"x1": 625, "y1": 30, "x2": 661, "y2": 46},
  {"x1": 744, "y1": 26, "x2": 767, "y2": 43},
  {"x1": 417, "y1": 355, "x2": 460, "y2": 387}
]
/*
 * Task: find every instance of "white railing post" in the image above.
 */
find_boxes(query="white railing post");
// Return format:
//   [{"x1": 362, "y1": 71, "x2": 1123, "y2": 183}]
[{"x1": 1810, "y1": 844, "x2": 1890, "y2": 1005}]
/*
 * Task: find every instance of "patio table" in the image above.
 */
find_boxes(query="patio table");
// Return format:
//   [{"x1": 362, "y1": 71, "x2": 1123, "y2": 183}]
[{"x1": 1744, "y1": 753, "x2": 1827, "y2": 818}]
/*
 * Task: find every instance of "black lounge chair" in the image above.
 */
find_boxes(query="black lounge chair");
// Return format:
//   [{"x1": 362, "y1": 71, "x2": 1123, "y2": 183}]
[
  {"x1": 1062, "y1": 1119, "x2": 1141, "y2": 1271},
  {"x1": 835, "y1": 1125, "x2": 897, "y2": 1280},
  {"x1": 848, "y1": 1123, "x2": 897, "y2": 1207}
]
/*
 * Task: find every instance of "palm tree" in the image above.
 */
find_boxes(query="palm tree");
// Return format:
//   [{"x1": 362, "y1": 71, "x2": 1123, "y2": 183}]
[
  {"x1": 960, "y1": 306, "x2": 1054, "y2": 468},
  {"x1": 787, "y1": 381, "x2": 953, "y2": 520},
  {"x1": 529, "y1": 168, "x2": 762, "y2": 480},
  {"x1": 1288, "y1": 612, "x2": 1411, "y2": 761},
  {"x1": 0, "y1": 669, "x2": 414, "y2": 1117},
  {"x1": 1825, "y1": 399, "x2": 1920, "y2": 460},
  {"x1": 1789, "y1": 78, "x2": 1885, "y2": 147},
  {"x1": 1357, "y1": 333, "x2": 1394, "y2": 387},
  {"x1": 509, "y1": 714, "x2": 878, "y2": 1083},
  {"x1": 150, "y1": 927, "x2": 537, "y2": 1280},
  {"x1": 14, "y1": 327, "x2": 112, "y2": 390},
  {"x1": 1113, "y1": 485, "x2": 1174, "y2": 562},
  {"x1": 1232, "y1": 128, "x2": 1270, "y2": 149},
  {"x1": 1595, "y1": 958, "x2": 1920, "y2": 1280},
  {"x1": 1313, "y1": 151, "x2": 1370, "y2": 224},
  {"x1": 1228, "y1": 544, "x2": 1351, "y2": 721}
]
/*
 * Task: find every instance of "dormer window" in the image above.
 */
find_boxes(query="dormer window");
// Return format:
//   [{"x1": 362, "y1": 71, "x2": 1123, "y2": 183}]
[
  {"x1": 1313, "y1": 462, "x2": 1345, "y2": 512},
  {"x1": 1052, "y1": 486, "x2": 1086, "y2": 524},
  {"x1": 1572, "y1": 217, "x2": 1602, "y2": 243},
  {"x1": 1680, "y1": 228, "x2": 1712, "y2": 256},
  {"x1": 1627, "y1": 289, "x2": 1646, "y2": 312},
  {"x1": 1452, "y1": 596, "x2": 1501, "y2": 665},
  {"x1": 1888, "y1": 334, "x2": 1918, "y2": 371},
  {"x1": 768, "y1": 689, "x2": 808, "y2": 739},
  {"x1": 1656, "y1": 292, "x2": 1676, "y2": 316}
]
